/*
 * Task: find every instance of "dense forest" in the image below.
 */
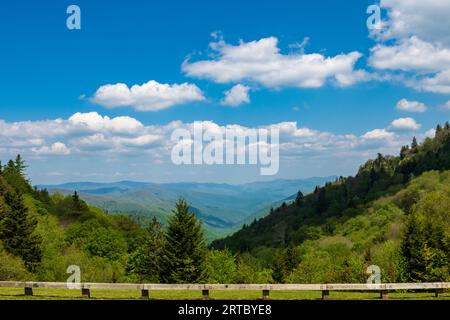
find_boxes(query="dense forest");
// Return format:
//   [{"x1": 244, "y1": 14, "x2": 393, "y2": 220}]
[{"x1": 1, "y1": 122, "x2": 449, "y2": 284}]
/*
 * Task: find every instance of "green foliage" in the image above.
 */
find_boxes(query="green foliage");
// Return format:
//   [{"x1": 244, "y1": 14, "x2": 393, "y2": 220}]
[
  {"x1": 0, "y1": 244, "x2": 34, "y2": 281},
  {"x1": 0, "y1": 192, "x2": 42, "y2": 271},
  {"x1": 36, "y1": 246, "x2": 126, "y2": 283},
  {"x1": 213, "y1": 123, "x2": 450, "y2": 252},
  {"x1": 126, "y1": 217, "x2": 164, "y2": 282},
  {"x1": 287, "y1": 239, "x2": 365, "y2": 283},
  {"x1": 271, "y1": 246, "x2": 299, "y2": 283},
  {"x1": 204, "y1": 249, "x2": 237, "y2": 283},
  {"x1": 401, "y1": 189, "x2": 450, "y2": 282},
  {"x1": 233, "y1": 253, "x2": 273, "y2": 284},
  {"x1": 1, "y1": 136, "x2": 450, "y2": 286},
  {"x1": 160, "y1": 199, "x2": 207, "y2": 283}
]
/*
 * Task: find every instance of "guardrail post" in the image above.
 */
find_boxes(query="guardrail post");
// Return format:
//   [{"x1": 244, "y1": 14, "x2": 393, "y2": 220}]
[
  {"x1": 24, "y1": 287, "x2": 33, "y2": 296},
  {"x1": 141, "y1": 289, "x2": 150, "y2": 299},
  {"x1": 435, "y1": 288, "x2": 444, "y2": 298},
  {"x1": 262, "y1": 290, "x2": 270, "y2": 300},
  {"x1": 321, "y1": 290, "x2": 330, "y2": 300},
  {"x1": 202, "y1": 289, "x2": 210, "y2": 300},
  {"x1": 380, "y1": 290, "x2": 388, "y2": 300},
  {"x1": 82, "y1": 288, "x2": 91, "y2": 298}
]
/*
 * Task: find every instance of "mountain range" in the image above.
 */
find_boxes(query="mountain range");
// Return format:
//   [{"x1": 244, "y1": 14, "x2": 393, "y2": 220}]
[{"x1": 37, "y1": 177, "x2": 335, "y2": 239}]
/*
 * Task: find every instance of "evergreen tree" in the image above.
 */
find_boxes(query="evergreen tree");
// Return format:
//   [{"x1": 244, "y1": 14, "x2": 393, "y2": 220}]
[
  {"x1": 14, "y1": 154, "x2": 27, "y2": 175},
  {"x1": 160, "y1": 199, "x2": 207, "y2": 283},
  {"x1": 2, "y1": 158, "x2": 31, "y2": 194},
  {"x1": 411, "y1": 136, "x2": 418, "y2": 150},
  {"x1": 401, "y1": 214, "x2": 425, "y2": 281},
  {"x1": 295, "y1": 191, "x2": 304, "y2": 206},
  {"x1": 0, "y1": 193, "x2": 42, "y2": 271}
]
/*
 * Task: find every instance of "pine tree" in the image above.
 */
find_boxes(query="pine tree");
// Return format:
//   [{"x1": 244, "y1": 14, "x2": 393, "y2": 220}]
[
  {"x1": 0, "y1": 192, "x2": 42, "y2": 271},
  {"x1": 411, "y1": 136, "x2": 418, "y2": 150},
  {"x1": 401, "y1": 214, "x2": 425, "y2": 281},
  {"x1": 160, "y1": 199, "x2": 207, "y2": 283},
  {"x1": 445, "y1": 121, "x2": 450, "y2": 130},
  {"x1": 295, "y1": 191, "x2": 304, "y2": 206},
  {"x1": 14, "y1": 154, "x2": 27, "y2": 175}
]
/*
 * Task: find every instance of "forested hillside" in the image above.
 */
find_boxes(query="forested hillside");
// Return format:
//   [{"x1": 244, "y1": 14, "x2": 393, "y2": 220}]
[
  {"x1": 1, "y1": 123, "x2": 449, "y2": 284},
  {"x1": 209, "y1": 123, "x2": 450, "y2": 283}
]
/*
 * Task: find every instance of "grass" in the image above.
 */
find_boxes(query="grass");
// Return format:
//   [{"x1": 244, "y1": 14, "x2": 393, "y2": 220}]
[{"x1": 0, "y1": 287, "x2": 449, "y2": 300}]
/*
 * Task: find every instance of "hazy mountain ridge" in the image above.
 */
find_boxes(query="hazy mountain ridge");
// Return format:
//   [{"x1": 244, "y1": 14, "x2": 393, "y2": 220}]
[{"x1": 37, "y1": 177, "x2": 336, "y2": 239}]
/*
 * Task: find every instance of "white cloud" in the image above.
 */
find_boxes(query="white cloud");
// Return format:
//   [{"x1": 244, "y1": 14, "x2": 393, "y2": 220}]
[
  {"x1": 390, "y1": 117, "x2": 421, "y2": 131},
  {"x1": 0, "y1": 112, "x2": 428, "y2": 166},
  {"x1": 370, "y1": 36, "x2": 450, "y2": 73},
  {"x1": 376, "y1": 0, "x2": 450, "y2": 45},
  {"x1": 362, "y1": 129, "x2": 395, "y2": 140},
  {"x1": 32, "y1": 142, "x2": 71, "y2": 155},
  {"x1": 221, "y1": 84, "x2": 250, "y2": 107},
  {"x1": 183, "y1": 36, "x2": 368, "y2": 89},
  {"x1": 396, "y1": 98, "x2": 427, "y2": 113},
  {"x1": 91, "y1": 80, "x2": 205, "y2": 111},
  {"x1": 69, "y1": 112, "x2": 144, "y2": 133},
  {"x1": 369, "y1": 2, "x2": 450, "y2": 94},
  {"x1": 413, "y1": 70, "x2": 450, "y2": 94}
]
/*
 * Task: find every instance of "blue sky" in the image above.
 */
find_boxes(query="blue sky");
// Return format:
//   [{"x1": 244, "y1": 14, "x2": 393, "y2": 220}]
[{"x1": 0, "y1": 0, "x2": 449, "y2": 184}]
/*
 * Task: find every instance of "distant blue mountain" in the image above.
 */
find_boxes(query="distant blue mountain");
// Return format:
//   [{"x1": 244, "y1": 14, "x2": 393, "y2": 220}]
[{"x1": 38, "y1": 176, "x2": 336, "y2": 240}]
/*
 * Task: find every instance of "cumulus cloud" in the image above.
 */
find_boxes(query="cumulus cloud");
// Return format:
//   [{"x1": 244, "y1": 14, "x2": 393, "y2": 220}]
[
  {"x1": 182, "y1": 36, "x2": 368, "y2": 89},
  {"x1": 369, "y1": 1, "x2": 450, "y2": 94},
  {"x1": 0, "y1": 112, "x2": 426, "y2": 165},
  {"x1": 221, "y1": 84, "x2": 250, "y2": 107},
  {"x1": 396, "y1": 99, "x2": 427, "y2": 113},
  {"x1": 362, "y1": 128, "x2": 395, "y2": 140},
  {"x1": 69, "y1": 112, "x2": 144, "y2": 133},
  {"x1": 390, "y1": 117, "x2": 421, "y2": 131},
  {"x1": 370, "y1": 36, "x2": 450, "y2": 73},
  {"x1": 32, "y1": 142, "x2": 71, "y2": 155},
  {"x1": 91, "y1": 80, "x2": 205, "y2": 111},
  {"x1": 375, "y1": 0, "x2": 450, "y2": 45},
  {"x1": 413, "y1": 70, "x2": 450, "y2": 94}
]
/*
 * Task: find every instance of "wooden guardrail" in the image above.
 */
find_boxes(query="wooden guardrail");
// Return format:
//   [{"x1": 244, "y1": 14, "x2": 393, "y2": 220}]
[{"x1": 0, "y1": 281, "x2": 448, "y2": 299}]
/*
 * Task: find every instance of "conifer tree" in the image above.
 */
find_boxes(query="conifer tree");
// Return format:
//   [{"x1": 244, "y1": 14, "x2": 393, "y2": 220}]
[
  {"x1": 295, "y1": 191, "x2": 304, "y2": 206},
  {"x1": 160, "y1": 199, "x2": 207, "y2": 283},
  {"x1": 14, "y1": 154, "x2": 27, "y2": 175},
  {"x1": 0, "y1": 193, "x2": 42, "y2": 271},
  {"x1": 411, "y1": 136, "x2": 418, "y2": 150}
]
